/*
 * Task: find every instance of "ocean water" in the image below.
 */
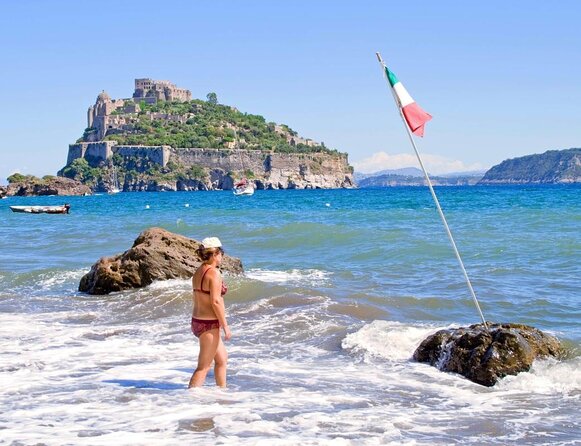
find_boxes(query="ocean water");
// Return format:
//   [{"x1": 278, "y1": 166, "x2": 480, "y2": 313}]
[{"x1": 0, "y1": 186, "x2": 579, "y2": 445}]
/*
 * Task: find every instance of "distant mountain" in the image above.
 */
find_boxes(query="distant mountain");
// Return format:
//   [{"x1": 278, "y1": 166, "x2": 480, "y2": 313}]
[
  {"x1": 439, "y1": 169, "x2": 487, "y2": 178},
  {"x1": 355, "y1": 167, "x2": 424, "y2": 182},
  {"x1": 479, "y1": 148, "x2": 581, "y2": 184},
  {"x1": 358, "y1": 173, "x2": 481, "y2": 187},
  {"x1": 355, "y1": 167, "x2": 483, "y2": 187}
]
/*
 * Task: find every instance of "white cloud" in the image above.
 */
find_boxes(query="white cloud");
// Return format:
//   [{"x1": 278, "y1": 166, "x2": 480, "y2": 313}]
[{"x1": 351, "y1": 151, "x2": 484, "y2": 175}]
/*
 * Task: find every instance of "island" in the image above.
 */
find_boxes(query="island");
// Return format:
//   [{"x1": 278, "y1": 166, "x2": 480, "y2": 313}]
[
  {"x1": 58, "y1": 79, "x2": 354, "y2": 192},
  {"x1": 0, "y1": 174, "x2": 91, "y2": 197},
  {"x1": 478, "y1": 148, "x2": 581, "y2": 184}
]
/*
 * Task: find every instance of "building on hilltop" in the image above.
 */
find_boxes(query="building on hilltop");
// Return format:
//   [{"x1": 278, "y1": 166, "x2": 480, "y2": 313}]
[
  {"x1": 85, "y1": 79, "x2": 192, "y2": 141},
  {"x1": 87, "y1": 91, "x2": 139, "y2": 141},
  {"x1": 133, "y1": 78, "x2": 191, "y2": 103}
]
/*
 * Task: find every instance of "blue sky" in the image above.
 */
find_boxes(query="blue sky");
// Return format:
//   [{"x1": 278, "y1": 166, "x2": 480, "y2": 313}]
[{"x1": 1, "y1": 1, "x2": 580, "y2": 183}]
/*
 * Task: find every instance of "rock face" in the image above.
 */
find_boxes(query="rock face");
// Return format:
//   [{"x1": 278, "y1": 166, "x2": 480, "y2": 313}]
[
  {"x1": 479, "y1": 148, "x2": 581, "y2": 184},
  {"x1": 413, "y1": 323, "x2": 563, "y2": 386},
  {"x1": 3, "y1": 177, "x2": 92, "y2": 197},
  {"x1": 67, "y1": 147, "x2": 355, "y2": 193},
  {"x1": 170, "y1": 148, "x2": 354, "y2": 190},
  {"x1": 79, "y1": 227, "x2": 243, "y2": 295}
]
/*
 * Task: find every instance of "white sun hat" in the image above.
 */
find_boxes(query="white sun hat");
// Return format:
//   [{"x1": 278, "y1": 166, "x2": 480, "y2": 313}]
[{"x1": 201, "y1": 237, "x2": 222, "y2": 249}]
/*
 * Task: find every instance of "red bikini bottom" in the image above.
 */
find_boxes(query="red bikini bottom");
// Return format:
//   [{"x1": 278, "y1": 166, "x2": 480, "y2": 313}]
[{"x1": 191, "y1": 317, "x2": 220, "y2": 338}]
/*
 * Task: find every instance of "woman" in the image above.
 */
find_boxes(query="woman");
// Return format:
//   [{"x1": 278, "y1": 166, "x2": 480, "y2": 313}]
[{"x1": 188, "y1": 237, "x2": 232, "y2": 388}]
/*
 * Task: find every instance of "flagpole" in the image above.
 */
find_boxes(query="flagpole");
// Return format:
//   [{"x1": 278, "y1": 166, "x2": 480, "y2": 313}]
[{"x1": 375, "y1": 52, "x2": 488, "y2": 329}]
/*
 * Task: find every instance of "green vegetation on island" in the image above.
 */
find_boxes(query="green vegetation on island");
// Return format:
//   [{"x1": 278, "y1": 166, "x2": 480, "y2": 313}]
[
  {"x1": 1, "y1": 173, "x2": 91, "y2": 197},
  {"x1": 479, "y1": 148, "x2": 581, "y2": 184},
  {"x1": 61, "y1": 155, "x2": 212, "y2": 190},
  {"x1": 7, "y1": 173, "x2": 56, "y2": 184},
  {"x1": 83, "y1": 96, "x2": 340, "y2": 156}
]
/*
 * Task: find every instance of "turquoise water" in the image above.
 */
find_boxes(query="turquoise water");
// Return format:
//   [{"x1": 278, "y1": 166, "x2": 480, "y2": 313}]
[{"x1": 0, "y1": 186, "x2": 579, "y2": 444}]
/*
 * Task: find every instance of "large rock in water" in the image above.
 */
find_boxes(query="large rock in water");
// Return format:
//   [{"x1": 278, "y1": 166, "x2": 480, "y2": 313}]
[
  {"x1": 413, "y1": 323, "x2": 562, "y2": 386},
  {"x1": 4, "y1": 177, "x2": 91, "y2": 196},
  {"x1": 79, "y1": 227, "x2": 243, "y2": 295}
]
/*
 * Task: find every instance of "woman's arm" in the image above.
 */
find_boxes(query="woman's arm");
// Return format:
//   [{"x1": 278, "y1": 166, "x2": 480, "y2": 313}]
[{"x1": 208, "y1": 269, "x2": 231, "y2": 340}]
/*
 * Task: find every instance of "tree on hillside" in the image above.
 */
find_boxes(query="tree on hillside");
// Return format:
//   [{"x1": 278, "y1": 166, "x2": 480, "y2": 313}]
[
  {"x1": 206, "y1": 92, "x2": 218, "y2": 105},
  {"x1": 7, "y1": 173, "x2": 27, "y2": 183}
]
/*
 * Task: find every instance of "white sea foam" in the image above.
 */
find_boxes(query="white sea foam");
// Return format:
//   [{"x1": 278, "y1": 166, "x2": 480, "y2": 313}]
[
  {"x1": 37, "y1": 268, "x2": 87, "y2": 290},
  {"x1": 495, "y1": 356, "x2": 581, "y2": 394},
  {"x1": 246, "y1": 268, "x2": 332, "y2": 287},
  {"x1": 1, "y1": 303, "x2": 579, "y2": 445},
  {"x1": 341, "y1": 320, "x2": 439, "y2": 362},
  {"x1": 145, "y1": 277, "x2": 191, "y2": 290}
]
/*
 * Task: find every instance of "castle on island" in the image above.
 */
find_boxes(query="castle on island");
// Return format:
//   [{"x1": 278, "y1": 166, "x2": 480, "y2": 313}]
[
  {"x1": 69, "y1": 78, "x2": 323, "y2": 168},
  {"x1": 65, "y1": 78, "x2": 353, "y2": 191},
  {"x1": 86, "y1": 78, "x2": 191, "y2": 141}
]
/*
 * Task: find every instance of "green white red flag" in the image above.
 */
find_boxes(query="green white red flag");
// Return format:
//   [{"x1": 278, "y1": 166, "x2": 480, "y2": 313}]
[{"x1": 385, "y1": 67, "x2": 432, "y2": 137}]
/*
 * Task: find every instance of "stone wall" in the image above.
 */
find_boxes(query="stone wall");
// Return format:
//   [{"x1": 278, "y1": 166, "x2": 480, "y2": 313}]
[
  {"x1": 171, "y1": 148, "x2": 353, "y2": 189},
  {"x1": 67, "y1": 142, "x2": 171, "y2": 167},
  {"x1": 171, "y1": 148, "x2": 267, "y2": 172},
  {"x1": 68, "y1": 141, "x2": 117, "y2": 165},
  {"x1": 114, "y1": 145, "x2": 171, "y2": 167},
  {"x1": 65, "y1": 143, "x2": 354, "y2": 190}
]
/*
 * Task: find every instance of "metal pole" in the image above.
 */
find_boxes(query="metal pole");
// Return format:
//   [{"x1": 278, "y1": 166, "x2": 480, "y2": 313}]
[{"x1": 376, "y1": 52, "x2": 488, "y2": 329}]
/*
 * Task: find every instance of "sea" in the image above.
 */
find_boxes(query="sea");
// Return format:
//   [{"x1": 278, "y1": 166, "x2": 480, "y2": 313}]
[{"x1": 0, "y1": 185, "x2": 579, "y2": 445}]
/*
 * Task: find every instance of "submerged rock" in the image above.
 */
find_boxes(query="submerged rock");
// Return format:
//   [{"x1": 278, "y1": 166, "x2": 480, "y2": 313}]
[
  {"x1": 413, "y1": 323, "x2": 563, "y2": 386},
  {"x1": 79, "y1": 227, "x2": 243, "y2": 295}
]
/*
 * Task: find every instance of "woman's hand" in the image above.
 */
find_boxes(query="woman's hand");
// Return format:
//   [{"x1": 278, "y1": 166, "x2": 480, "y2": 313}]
[{"x1": 223, "y1": 326, "x2": 232, "y2": 341}]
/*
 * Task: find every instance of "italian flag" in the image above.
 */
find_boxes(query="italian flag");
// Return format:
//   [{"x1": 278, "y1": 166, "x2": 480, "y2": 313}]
[{"x1": 385, "y1": 67, "x2": 432, "y2": 137}]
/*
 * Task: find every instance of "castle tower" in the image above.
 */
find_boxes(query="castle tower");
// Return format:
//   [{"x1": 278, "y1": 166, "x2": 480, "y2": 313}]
[{"x1": 87, "y1": 91, "x2": 114, "y2": 140}]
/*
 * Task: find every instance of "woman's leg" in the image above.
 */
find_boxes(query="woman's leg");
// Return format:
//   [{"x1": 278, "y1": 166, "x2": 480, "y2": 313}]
[
  {"x1": 213, "y1": 338, "x2": 228, "y2": 387},
  {"x1": 188, "y1": 328, "x2": 220, "y2": 388}
]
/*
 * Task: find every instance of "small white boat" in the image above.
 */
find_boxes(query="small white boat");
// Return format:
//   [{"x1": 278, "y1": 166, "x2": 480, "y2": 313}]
[
  {"x1": 233, "y1": 178, "x2": 254, "y2": 196},
  {"x1": 110, "y1": 167, "x2": 121, "y2": 194},
  {"x1": 10, "y1": 204, "x2": 71, "y2": 214}
]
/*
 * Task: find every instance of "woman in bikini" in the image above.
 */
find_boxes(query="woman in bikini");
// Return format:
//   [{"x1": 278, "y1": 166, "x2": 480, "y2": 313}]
[{"x1": 188, "y1": 237, "x2": 232, "y2": 388}]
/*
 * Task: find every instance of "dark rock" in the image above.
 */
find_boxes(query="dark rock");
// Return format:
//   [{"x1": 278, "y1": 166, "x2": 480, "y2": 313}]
[
  {"x1": 79, "y1": 227, "x2": 243, "y2": 295},
  {"x1": 413, "y1": 323, "x2": 563, "y2": 386},
  {"x1": 4, "y1": 177, "x2": 91, "y2": 197}
]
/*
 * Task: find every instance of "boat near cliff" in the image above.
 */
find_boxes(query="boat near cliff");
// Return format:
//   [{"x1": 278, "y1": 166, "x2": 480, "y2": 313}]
[
  {"x1": 233, "y1": 178, "x2": 255, "y2": 196},
  {"x1": 10, "y1": 204, "x2": 71, "y2": 214}
]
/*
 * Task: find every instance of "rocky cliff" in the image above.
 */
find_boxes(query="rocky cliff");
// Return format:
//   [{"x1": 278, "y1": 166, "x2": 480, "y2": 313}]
[
  {"x1": 479, "y1": 148, "x2": 581, "y2": 184},
  {"x1": 62, "y1": 146, "x2": 354, "y2": 192},
  {"x1": 1, "y1": 176, "x2": 91, "y2": 197}
]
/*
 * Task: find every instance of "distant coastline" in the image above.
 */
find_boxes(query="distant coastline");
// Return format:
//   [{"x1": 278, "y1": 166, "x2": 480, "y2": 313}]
[
  {"x1": 356, "y1": 148, "x2": 580, "y2": 187},
  {"x1": 356, "y1": 167, "x2": 483, "y2": 187}
]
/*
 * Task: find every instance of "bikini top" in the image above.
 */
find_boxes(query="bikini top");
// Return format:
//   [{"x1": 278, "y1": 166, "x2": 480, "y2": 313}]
[{"x1": 194, "y1": 266, "x2": 228, "y2": 296}]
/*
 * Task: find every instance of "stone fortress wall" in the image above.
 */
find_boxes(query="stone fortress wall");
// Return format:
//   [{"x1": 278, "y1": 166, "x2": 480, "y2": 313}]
[
  {"x1": 66, "y1": 142, "x2": 352, "y2": 189},
  {"x1": 67, "y1": 143, "x2": 350, "y2": 174},
  {"x1": 68, "y1": 142, "x2": 171, "y2": 167}
]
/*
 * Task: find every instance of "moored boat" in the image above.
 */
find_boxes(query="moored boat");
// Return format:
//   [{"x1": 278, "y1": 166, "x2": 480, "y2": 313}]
[
  {"x1": 9, "y1": 204, "x2": 71, "y2": 214},
  {"x1": 233, "y1": 178, "x2": 255, "y2": 196}
]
